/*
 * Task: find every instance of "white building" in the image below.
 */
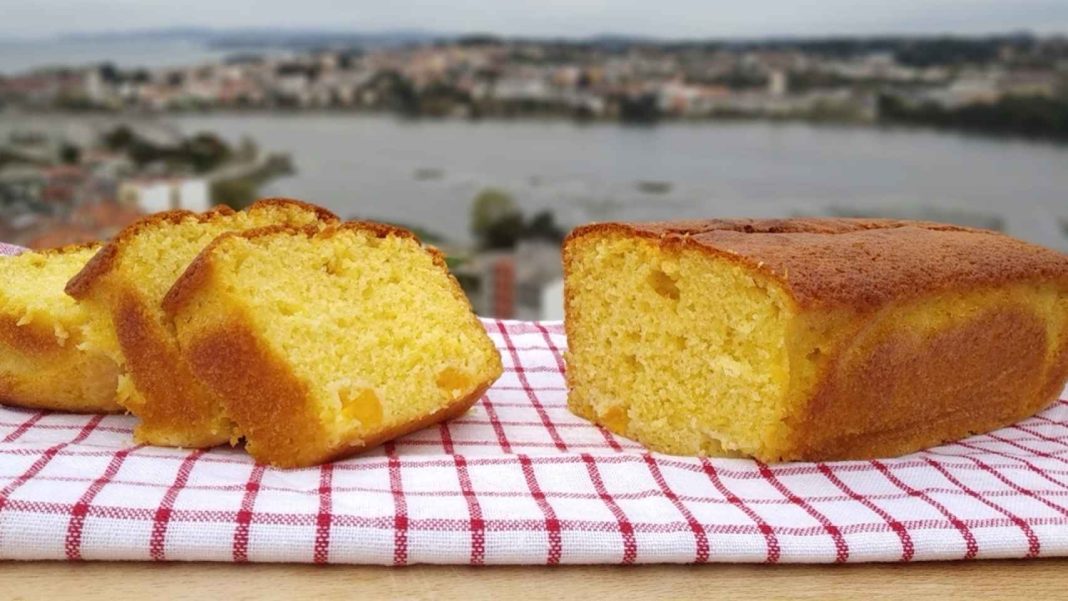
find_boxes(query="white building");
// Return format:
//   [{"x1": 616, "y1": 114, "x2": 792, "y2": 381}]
[
  {"x1": 540, "y1": 278, "x2": 565, "y2": 321},
  {"x1": 118, "y1": 178, "x2": 210, "y2": 214},
  {"x1": 767, "y1": 69, "x2": 788, "y2": 97}
]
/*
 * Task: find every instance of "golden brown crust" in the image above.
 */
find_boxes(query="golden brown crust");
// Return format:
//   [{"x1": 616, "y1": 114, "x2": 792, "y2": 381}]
[
  {"x1": 180, "y1": 307, "x2": 485, "y2": 468},
  {"x1": 65, "y1": 207, "x2": 231, "y2": 299},
  {"x1": 335, "y1": 219, "x2": 420, "y2": 242},
  {"x1": 62, "y1": 198, "x2": 339, "y2": 446},
  {"x1": 0, "y1": 312, "x2": 122, "y2": 413},
  {"x1": 0, "y1": 334, "x2": 124, "y2": 414},
  {"x1": 0, "y1": 380, "x2": 123, "y2": 414},
  {"x1": 784, "y1": 302, "x2": 1059, "y2": 461},
  {"x1": 26, "y1": 241, "x2": 102, "y2": 256},
  {"x1": 567, "y1": 219, "x2": 1068, "y2": 310},
  {"x1": 336, "y1": 384, "x2": 486, "y2": 460},
  {"x1": 0, "y1": 314, "x2": 59, "y2": 356},
  {"x1": 111, "y1": 288, "x2": 231, "y2": 446},
  {"x1": 182, "y1": 319, "x2": 324, "y2": 466},
  {"x1": 564, "y1": 218, "x2": 1068, "y2": 462},
  {"x1": 0, "y1": 243, "x2": 123, "y2": 413},
  {"x1": 164, "y1": 219, "x2": 486, "y2": 467},
  {"x1": 250, "y1": 197, "x2": 340, "y2": 225}
]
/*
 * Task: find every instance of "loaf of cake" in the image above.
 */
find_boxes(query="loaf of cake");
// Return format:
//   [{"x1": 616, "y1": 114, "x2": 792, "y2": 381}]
[
  {"x1": 0, "y1": 244, "x2": 122, "y2": 413},
  {"x1": 65, "y1": 199, "x2": 338, "y2": 448},
  {"x1": 563, "y1": 219, "x2": 1068, "y2": 461},
  {"x1": 162, "y1": 222, "x2": 503, "y2": 468}
]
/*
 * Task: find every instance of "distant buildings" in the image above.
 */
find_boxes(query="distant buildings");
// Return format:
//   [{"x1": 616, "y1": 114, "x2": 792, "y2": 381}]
[
  {"x1": 2, "y1": 34, "x2": 1067, "y2": 311},
  {"x1": 3, "y1": 35, "x2": 1062, "y2": 125},
  {"x1": 0, "y1": 158, "x2": 143, "y2": 248},
  {"x1": 0, "y1": 120, "x2": 282, "y2": 247},
  {"x1": 457, "y1": 239, "x2": 563, "y2": 320},
  {"x1": 24, "y1": 199, "x2": 142, "y2": 249},
  {"x1": 118, "y1": 177, "x2": 210, "y2": 213}
]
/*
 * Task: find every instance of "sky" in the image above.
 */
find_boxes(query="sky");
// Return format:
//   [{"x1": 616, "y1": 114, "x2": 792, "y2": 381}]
[{"x1": 1, "y1": 0, "x2": 1067, "y2": 40}]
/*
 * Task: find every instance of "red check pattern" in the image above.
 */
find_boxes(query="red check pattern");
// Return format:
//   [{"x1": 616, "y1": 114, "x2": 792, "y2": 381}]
[{"x1": 2, "y1": 242, "x2": 1068, "y2": 564}]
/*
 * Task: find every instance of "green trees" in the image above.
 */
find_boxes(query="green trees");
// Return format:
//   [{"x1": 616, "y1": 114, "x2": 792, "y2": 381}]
[
  {"x1": 210, "y1": 179, "x2": 257, "y2": 210},
  {"x1": 101, "y1": 126, "x2": 233, "y2": 172},
  {"x1": 879, "y1": 94, "x2": 1068, "y2": 140},
  {"x1": 102, "y1": 125, "x2": 135, "y2": 151},
  {"x1": 470, "y1": 188, "x2": 565, "y2": 249},
  {"x1": 180, "y1": 133, "x2": 232, "y2": 173},
  {"x1": 471, "y1": 188, "x2": 523, "y2": 249},
  {"x1": 59, "y1": 143, "x2": 81, "y2": 165}
]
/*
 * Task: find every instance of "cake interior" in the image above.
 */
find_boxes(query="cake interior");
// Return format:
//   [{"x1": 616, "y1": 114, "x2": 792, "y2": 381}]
[
  {"x1": 565, "y1": 233, "x2": 797, "y2": 457},
  {"x1": 1, "y1": 247, "x2": 98, "y2": 343},
  {"x1": 73, "y1": 204, "x2": 325, "y2": 364},
  {"x1": 184, "y1": 226, "x2": 501, "y2": 452},
  {"x1": 0, "y1": 247, "x2": 122, "y2": 410},
  {"x1": 73, "y1": 203, "x2": 329, "y2": 424},
  {"x1": 566, "y1": 232, "x2": 1068, "y2": 460}
]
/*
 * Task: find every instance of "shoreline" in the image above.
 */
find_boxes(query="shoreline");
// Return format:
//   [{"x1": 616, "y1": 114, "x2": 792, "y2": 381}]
[{"x1": 3, "y1": 107, "x2": 1067, "y2": 148}]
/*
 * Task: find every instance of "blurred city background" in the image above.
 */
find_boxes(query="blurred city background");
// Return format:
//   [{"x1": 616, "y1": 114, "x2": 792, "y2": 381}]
[{"x1": 1, "y1": 1, "x2": 1067, "y2": 318}]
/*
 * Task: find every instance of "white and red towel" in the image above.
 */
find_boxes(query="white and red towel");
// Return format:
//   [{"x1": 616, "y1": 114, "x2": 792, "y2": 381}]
[{"x1": 1, "y1": 242, "x2": 1067, "y2": 564}]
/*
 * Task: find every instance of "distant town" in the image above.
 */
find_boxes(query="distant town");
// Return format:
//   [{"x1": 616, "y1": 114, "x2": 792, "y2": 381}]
[
  {"x1": 1, "y1": 32, "x2": 1067, "y2": 318},
  {"x1": 1, "y1": 33, "x2": 1066, "y2": 135}
]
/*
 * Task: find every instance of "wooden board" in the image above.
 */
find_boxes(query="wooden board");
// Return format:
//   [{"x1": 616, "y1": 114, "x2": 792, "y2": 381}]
[{"x1": 1, "y1": 560, "x2": 1064, "y2": 600}]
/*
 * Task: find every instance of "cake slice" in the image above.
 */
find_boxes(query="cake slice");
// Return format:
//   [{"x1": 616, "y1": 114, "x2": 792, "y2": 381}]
[
  {"x1": 65, "y1": 199, "x2": 338, "y2": 448},
  {"x1": 161, "y1": 222, "x2": 503, "y2": 468},
  {"x1": 0, "y1": 244, "x2": 122, "y2": 413},
  {"x1": 564, "y1": 219, "x2": 1068, "y2": 461}
]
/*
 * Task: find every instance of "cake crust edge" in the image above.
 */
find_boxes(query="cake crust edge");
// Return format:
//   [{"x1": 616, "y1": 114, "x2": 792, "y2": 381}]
[
  {"x1": 164, "y1": 219, "x2": 498, "y2": 468},
  {"x1": 566, "y1": 218, "x2": 1068, "y2": 311},
  {"x1": 563, "y1": 218, "x2": 1068, "y2": 461},
  {"x1": 62, "y1": 199, "x2": 339, "y2": 447}
]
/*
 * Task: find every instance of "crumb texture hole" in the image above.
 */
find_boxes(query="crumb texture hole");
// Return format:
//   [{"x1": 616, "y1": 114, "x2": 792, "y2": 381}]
[{"x1": 648, "y1": 268, "x2": 680, "y2": 300}]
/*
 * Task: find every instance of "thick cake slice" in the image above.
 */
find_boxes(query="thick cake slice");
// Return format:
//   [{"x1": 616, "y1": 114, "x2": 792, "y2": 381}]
[
  {"x1": 162, "y1": 222, "x2": 503, "y2": 468},
  {"x1": 66, "y1": 199, "x2": 338, "y2": 447},
  {"x1": 564, "y1": 219, "x2": 1068, "y2": 461},
  {"x1": 0, "y1": 244, "x2": 122, "y2": 413}
]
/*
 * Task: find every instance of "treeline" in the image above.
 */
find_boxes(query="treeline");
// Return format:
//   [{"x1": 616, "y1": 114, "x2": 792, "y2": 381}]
[
  {"x1": 713, "y1": 34, "x2": 1055, "y2": 67},
  {"x1": 102, "y1": 126, "x2": 238, "y2": 172},
  {"x1": 879, "y1": 94, "x2": 1068, "y2": 141},
  {"x1": 457, "y1": 33, "x2": 1066, "y2": 68}
]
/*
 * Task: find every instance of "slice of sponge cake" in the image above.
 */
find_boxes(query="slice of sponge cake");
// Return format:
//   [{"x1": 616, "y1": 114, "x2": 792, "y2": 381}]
[
  {"x1": 564, "y1": 219, "x2": 1068, "y2": 462},
  {"x1": 162, "y1": 222, "x2": 503, "y2": 468},
  {"x1": 66, "y1": 199, "x2": 338, "y2": 448},
  {"x1": 0, "y1": 244, "x2": 122, "y2": 413}
]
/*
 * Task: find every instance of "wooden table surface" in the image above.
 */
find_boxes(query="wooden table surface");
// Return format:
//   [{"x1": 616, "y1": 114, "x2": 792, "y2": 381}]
[{"x1": 2, "y1": 560, "x2": 1065, "y2": 600}]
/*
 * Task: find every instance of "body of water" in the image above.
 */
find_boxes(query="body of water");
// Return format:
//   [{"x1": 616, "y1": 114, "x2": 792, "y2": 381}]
[
  {"x1": 168, "y1": 114, "x2": 1068, "y2": 249},
  {"x1": 2, "y1": 112, "x2": 1065, "y2": 249}
]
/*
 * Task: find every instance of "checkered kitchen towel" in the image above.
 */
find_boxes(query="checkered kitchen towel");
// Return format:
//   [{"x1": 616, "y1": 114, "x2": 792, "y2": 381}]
[{"x1": 2, "y1": 242, "x2": 1068, "y2": 564}]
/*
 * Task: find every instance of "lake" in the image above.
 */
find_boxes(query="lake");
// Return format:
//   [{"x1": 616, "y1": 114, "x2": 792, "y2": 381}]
[
  {"x1": 2, "y1": 111, "x2": 1065, "y2": 248},
  {"x1": 167, "y1": 114, "x2": 1068, "y2": 249}
]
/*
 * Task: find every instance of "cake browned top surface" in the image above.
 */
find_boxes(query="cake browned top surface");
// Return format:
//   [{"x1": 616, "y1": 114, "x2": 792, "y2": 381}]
[{"x1": 570, "y1": 218, "x2": 1068, "y2": 309}]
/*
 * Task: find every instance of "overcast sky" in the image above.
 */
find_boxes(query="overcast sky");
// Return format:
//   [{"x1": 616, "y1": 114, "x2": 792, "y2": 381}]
[{"x1": 2, "y1": 0, "x2": 1067, "y2": 39}]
